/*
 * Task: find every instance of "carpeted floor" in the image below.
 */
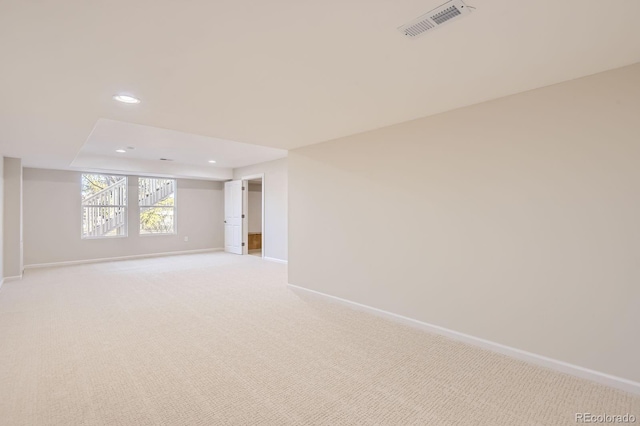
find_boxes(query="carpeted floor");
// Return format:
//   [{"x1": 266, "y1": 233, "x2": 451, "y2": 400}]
[{"x1": 0, "y1": 253, "x2": 638, "y2": 425}]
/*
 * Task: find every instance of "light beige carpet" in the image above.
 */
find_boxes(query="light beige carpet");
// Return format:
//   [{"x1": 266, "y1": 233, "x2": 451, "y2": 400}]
[{"x1": 0, "y1": 253, "x2": 638, "y2": 426}]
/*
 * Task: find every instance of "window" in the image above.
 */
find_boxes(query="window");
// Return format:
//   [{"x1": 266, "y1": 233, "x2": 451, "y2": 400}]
[
  {"x1": 81, "y1": 174, "x2": 127, "y2": 238},
  {"x1": 139, "y1": 177, "x2": 176, "y2": 234}
]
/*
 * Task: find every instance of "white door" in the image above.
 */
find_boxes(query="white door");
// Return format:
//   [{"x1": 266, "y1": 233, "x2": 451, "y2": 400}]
[{"x1": 224, "y1": 180, "x2": 248, "y2": 254}]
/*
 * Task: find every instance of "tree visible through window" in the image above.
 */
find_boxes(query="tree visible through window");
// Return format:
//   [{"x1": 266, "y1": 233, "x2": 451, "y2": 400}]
[
  {"x1": 81, "y1": 174, "x2": 127, "y2": 238},
  {"x1": 139, "y1": 178, "x2": 176, "y2": 234}
]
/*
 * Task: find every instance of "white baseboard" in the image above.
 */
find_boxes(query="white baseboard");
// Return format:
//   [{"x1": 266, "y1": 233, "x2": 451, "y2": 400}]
[
  {"x1": 3, "y1": 275, "x2": 23, "y2": 282},
  {"x1": 24, "y1": 248, "x2": 224, "y2": 270},
  {"x1": 0, "y1": 275, "x2": 22, "y2": 291},
  {"x1": 264, "y1": 257, "x2": 288, "y2": 264},
  {"x1": 287, "y1": 283, "x2": 640, "y2": 396}
]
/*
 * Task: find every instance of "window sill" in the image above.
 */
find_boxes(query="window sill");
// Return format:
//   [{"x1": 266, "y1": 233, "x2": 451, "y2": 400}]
[{"x1": 81, "y1": 235, "x2": 129, "y2": 240}]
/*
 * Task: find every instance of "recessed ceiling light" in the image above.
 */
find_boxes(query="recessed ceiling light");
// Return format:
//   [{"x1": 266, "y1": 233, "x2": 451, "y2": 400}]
[
  {"x1": 113, "y1": 94, "x2": 140, "y2": 104},
  {"x1": 115, "y1": 149, "x2": 127, "y2": 153},
  {"x1": 208, "y1": 160, "x2": 217, "y2": 164}
]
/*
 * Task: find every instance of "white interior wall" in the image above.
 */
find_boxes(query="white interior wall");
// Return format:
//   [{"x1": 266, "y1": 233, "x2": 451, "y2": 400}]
[
  {"x1": 248, "y1": 183, "x2": 262, "y2": 234},
  {"x1": 0, "y1": 158, "x2": 4, "y2": 282},
  {"x1": 233, "y1": 158, "x2": 287, "y2": 262},
  {"x1": 3, "y1": 157, "x2": 22, "y2": 278},
  {"x1": 23, "y1": 168, "x2": 225, "y2": 265},
  {"x1": 288, "y1": 63, "x2": 640, "y2": 384}
]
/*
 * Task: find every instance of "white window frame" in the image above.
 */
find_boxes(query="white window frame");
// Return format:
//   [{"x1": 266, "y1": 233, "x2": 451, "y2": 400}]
[
  {"x1": 138, "y1": 176, "x2": 178, "y2": 236},
  {"x1": 81, "y1": 174, "x2": 128, "y2": 239}
]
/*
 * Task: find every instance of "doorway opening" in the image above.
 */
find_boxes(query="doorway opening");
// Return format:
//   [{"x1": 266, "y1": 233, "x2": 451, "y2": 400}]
[
  {"x1": 224, "y1": 174, "x2": 264, "y2": 257},
  {"x1": 246, "y1": 177, "x2": 263, "y2": 257}
]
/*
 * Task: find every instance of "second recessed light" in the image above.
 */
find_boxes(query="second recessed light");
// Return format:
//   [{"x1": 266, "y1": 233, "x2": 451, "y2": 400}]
[
  {"x1": 113, "y1": 94, "x2": 141, "y2": 104},
  {"x1": 208, "y1": 160, "x2": 217, "y2": 164},
  {"x1": 116, "y1": 149, "x2": 127, "y2": 153}
]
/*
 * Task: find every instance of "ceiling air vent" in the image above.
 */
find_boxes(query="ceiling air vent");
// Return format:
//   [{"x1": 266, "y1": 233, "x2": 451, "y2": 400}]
[
  {"x1": 398, "y1": 0, "x2": 473, "y2": 40},
  {"x1": 159, "y1": 158, "x2": 174, "y2": 162}
]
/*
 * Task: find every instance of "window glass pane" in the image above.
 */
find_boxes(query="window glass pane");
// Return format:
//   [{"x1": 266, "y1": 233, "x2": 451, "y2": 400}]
[
  {"x1": 81, "y1": 174, "x2": 127, "y2": 239},
  {"x1": 83, "y1": 207, "x2": 127, "y2": 237},
  {"x1": 140, "y1": 206, "x2": 175, "y2": 234},
  {"x1": 82, "y1": 174, "x2": 127, "y2": 205},
  {"x1": 139, "y1": 178, "x2": 175, "y2": 206}
]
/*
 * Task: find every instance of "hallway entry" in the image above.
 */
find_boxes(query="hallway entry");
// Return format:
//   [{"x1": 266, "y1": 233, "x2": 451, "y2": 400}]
[{"x1": 224, "y1": 174, "x2": 264, "y2": 257}]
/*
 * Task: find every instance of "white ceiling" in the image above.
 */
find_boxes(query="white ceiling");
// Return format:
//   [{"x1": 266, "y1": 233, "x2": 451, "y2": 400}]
[
  {"x1": 70, "y1": 119, "x2": 286, "y2": 180},
  {"x1": 1, "y1": 0, "x2": 639, "y2": 173}
]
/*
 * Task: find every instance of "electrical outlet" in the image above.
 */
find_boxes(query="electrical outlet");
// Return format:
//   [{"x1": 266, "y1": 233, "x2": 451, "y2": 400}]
[{"x1": 184, "y1": 236, "x2": 189, "y2": 242}]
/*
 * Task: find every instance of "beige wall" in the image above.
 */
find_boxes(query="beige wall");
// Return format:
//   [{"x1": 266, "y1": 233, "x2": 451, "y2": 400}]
[
  {"x1": 289, "y1": 63, "x2": 640, "y2": 383},
  {"x1": 3, "y1": 157, "x2": 23, "y2": 278},
  {"x1": 23, "y1": 168, "x2": 224, "y2": 265},
  {"x1": 0, "y1": 158, "x2": 3, "y2": 281},
  {"x1": 233, "y1": 158, "x2": 287, "y2": 261},
  {"x1": 248, "y1": 184, "x2": 262, "y2": 234}
]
